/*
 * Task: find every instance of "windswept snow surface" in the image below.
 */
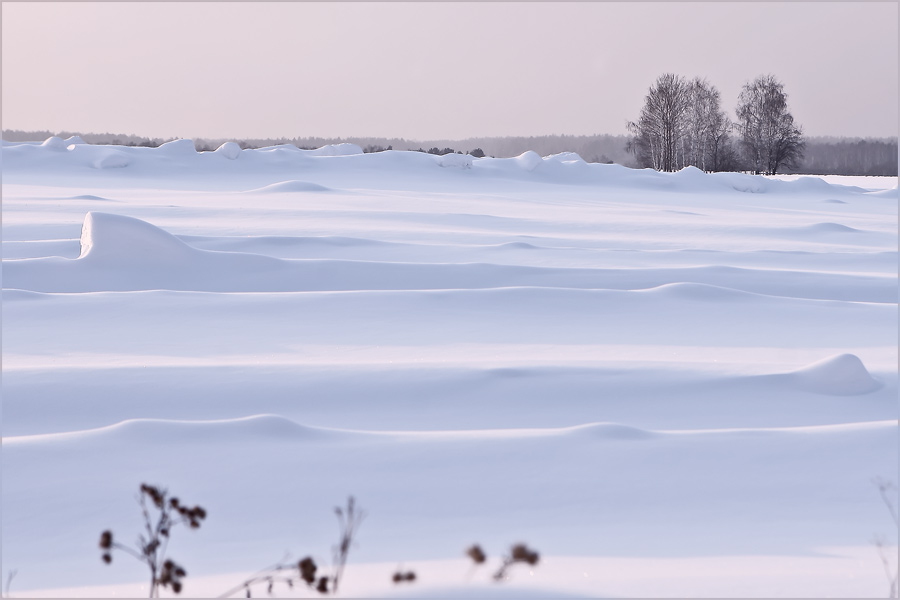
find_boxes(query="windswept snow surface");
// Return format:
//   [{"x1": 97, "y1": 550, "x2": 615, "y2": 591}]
[{"x1": 2, "y1": 140, "x2": 898, "y2": 598}]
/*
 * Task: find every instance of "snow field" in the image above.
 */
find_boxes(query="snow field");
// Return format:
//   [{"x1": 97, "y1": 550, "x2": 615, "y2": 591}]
[{"x1": 1, "y1": 140, "x2": 897, "y2": 597}]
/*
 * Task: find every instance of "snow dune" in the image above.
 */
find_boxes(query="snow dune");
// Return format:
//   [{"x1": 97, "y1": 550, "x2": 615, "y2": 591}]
[
  {"x1": 244, "y1": 180, "x2": 332, "y2": 193},
  {"x1": 779, "y1": 352, "x2": 884, "y2": 395},
  {"x1": 3, "y1": 412, "x2": 895, "y2": 592},
  {"x1": 4, "y1": 211, "x2": 895, "y2": 302},
  {"x1": 1, "y1": 138, "x2": 896, "y2": 597}
]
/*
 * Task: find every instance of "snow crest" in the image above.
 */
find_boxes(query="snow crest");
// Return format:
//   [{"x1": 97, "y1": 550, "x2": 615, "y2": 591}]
[
  {"x1": 214, "y1": 141, "x2": 242, "y2": 159},
  {"x1": 79, "y1": 211, "x2": 195, "y2": 263},
  {"x1": 787, "y1": 354, "x2": 882, "y2": 396},
  {"x1": 245, "y1": 180, "x2": 331, "y2": 193}
]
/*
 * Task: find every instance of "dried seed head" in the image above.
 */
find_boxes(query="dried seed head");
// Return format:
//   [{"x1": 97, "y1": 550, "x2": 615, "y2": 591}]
[
  {"x1": 405, "y1": 571, "x2": 417, "y2": 582},
  {"x1": 99, "y1": 530, "x2": 113, "y2": 549},
  {"x1": 316, "y1": 576, "x2": 329, "y2": 594},
  {"x1": 525, "y1": 550, "x2": 539, "y2": 566},
  {"x1": 466, "y1": 545, "x2": 486, "y2": 564},
  {"x1": 298, "y1": 557, "x2": 317, "y2": 584},
  {"x1": 102, "y1": 553, "x2": 112, "y2": 564},
  {"x1": 172, "y1": 581, "x2": 182, "y2": 594},
  {"x1": 170, "y1": 497, "x2": 180, "y2": 508},
  {"x1": 140, "y1": 484, "x2": 165, "y2": 508},
  {"x1": 510, "y1": 544, "x2": 530, "y2": 562},
  {"x1": 392, "y1": 572, "x2": 403, "y2": 583}
]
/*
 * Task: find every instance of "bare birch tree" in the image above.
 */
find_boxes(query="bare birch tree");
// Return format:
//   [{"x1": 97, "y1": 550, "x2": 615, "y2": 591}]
[
  {"x1": 736, "y1": 74, "x2": 805, "y2": 175},
  {"x1": 627, "y1": 73, "x2": 691, "y2": 172},
  {"x1": 683, "y1": 78, "x2": 732, "y2": 172},
  {"x1": 628, "y1": 74, "x2": 734, "y2": 172}
]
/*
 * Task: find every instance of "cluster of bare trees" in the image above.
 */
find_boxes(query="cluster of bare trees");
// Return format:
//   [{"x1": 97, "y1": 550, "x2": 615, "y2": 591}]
[
  {"x1": 628, "y1": 73, "x2": 804, "y2": 175},
  {"x1": 627, "y1": 75, "x2": 736, "y2": 173}
]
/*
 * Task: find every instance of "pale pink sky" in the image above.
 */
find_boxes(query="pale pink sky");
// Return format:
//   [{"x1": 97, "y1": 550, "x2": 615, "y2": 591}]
[{"x1": 2, "y1": 2, "x2": 897, "y2": 140}]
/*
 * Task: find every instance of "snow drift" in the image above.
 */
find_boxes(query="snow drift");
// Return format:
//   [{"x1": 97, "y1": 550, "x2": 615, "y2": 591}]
[
  {"x1": 1, "y1": 139, "x2": 896, "y2": 597},
  {"x1": 785, "y1": 353, "x2": 883, "y2": 395}
]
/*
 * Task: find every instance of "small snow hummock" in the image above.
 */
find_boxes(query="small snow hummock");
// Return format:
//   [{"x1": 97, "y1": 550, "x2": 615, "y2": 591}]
[
  {"x1": 788, "y1": 353, "x2": 882, "y2": 396},
  {"x1": 214, "y1": 141, "x2": 242, "y2": 160},
  {"x1": 40, "y1": 136, "x2": 68, "y2": 151}
]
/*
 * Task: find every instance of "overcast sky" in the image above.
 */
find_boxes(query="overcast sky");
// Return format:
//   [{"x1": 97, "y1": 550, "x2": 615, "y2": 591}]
[{"x1": 2, "y1": 2, "x2": 897, "y2": 141}]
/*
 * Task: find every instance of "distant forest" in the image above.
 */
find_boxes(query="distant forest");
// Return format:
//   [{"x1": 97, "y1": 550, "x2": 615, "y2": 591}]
[{"x1": 3, "y1": 129, "x2": 897, "y2": 176}]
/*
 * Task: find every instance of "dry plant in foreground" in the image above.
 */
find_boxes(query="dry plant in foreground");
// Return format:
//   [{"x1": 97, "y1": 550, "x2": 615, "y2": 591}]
[
  {"x1": 99, "y1": 484, "x2": 206, "y2": 597},
  {"x1": 218, "y1": 496, "x2": 366, "y2": 597},
  {"x1": 872, "y1": 477, "x2": 899, "y2": 599},
  {"x1": 466, "y1": 542, "x2": 540, "y2": 582}
]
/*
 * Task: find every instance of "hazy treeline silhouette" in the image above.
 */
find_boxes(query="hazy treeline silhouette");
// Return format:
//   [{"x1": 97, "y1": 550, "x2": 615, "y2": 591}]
[
  {"x1": 797, "y1": 138, "x2": 897, "y2": 176},
  {"x1": 3, "y1": 129, "x2": 896, "y2": 176}
]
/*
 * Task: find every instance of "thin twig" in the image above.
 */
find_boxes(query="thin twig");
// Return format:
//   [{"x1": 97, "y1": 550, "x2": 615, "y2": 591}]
[
  {"x1": 872, "y1": 478, "x2": 899, "y2": 599},
  {"x1": 216, "y1": 555, "x2": 296, "y2": 599},
  {"x1": 4, "y1": 570, "x2": 17, "y2": 598}
]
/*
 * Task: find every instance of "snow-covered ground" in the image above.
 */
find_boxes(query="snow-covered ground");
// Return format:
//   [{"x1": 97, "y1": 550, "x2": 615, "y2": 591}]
[{"x1": 2, "y1": 139, "x2": 897, "y2": 598}]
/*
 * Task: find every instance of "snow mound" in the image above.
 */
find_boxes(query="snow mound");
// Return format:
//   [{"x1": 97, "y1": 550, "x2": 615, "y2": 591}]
[
  {"x1": 545, "y1": 151, "x2": 586, "y2": 164},
  {"x1": 569, "y1": 422, "x2": 657, "y2": 441},
  {"x1": 515, "y1": 150, "x2": 543, "y2": 172},
  {"x1": 715, "y1": 173, "x2": 770, "y2": 193},
  {"x1": 806, "y1": 222, "x2": 860, "y2": 234},
  {"x1": 214, "y1": 141, "x2": 242, "y2": 159},
  {"x1": 868, "y1": 186, "x2": 899, "y2": 198},
  {"x1": 79, "y1": 211, "x2": 194, "y2": 263},
  {"x1": 13, "y1": 415, "x2": 345, "y2": 446},
  {"x1": 642, "y1": 282, "x2": 759, "y2": 302},
  {"x1": 492, "y1": 241, "x2": 539, "y2": 250},
  {"x1": 63, "y1": 135, "x2": 86, "y2": 145},
  {"x1": 3, "y1": 212, "x2": 293, "y2": 292},
  {"x1": 157, "y1": 138, "x2": 197, "y2": 155},
  {"x1": 91, "y1": 148, "x2": 131, "y2": 169},
  {"x1": 303, "y1": 143, "x2": 364, "y2": 156},
  {"x1": 438, "y1": 152, "x2": 473, "y2": 169},
  {"x1": 40, "y1": 136, "x2": 68, "y2": 151},
  {"x1": 109, "y1": 414, "x2": 336, "y2": 442},
  {"x1": 70, "y1": 194, "x2": 113, "y2": 201},
  {"x1": 675, "y1": 165, "x2": 707, "y2": 178},
  {"x1": 787, "y1": 354, "x2": 882, "y2": 396},
  {"x1": 245, "y1": 180, "x2": 331, "y2": 193}
]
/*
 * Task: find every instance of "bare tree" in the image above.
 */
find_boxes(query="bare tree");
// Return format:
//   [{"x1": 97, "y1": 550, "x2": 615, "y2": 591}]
[
  {"x1": 736, "y1": 74, "x2": 805, "y2": 175},
  {"x1": 683, "y1": 78, "x2": 734, "y2": 172},
  {"x1": 627, "y1": 73, "x2": 691, "y2": 172},
  {"x1": 708, "y1": 110, "x2": 740, "y2": 172}
]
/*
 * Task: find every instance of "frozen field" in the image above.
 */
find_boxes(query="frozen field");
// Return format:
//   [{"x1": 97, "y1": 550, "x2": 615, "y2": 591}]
[{"x1": 2, "y1": 138, "x2": 897, "y2": 598}]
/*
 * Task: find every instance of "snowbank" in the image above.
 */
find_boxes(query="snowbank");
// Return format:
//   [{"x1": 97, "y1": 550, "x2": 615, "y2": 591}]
[
  {"x1": 3, "y1": 137, "x2": 888, "y2": 197},
  {"x1": 2, "y1": 135, "x2": 896, "y2": 598},
  {"x1": 786, "y1": 353, "x2": 882, "y2": 395}
]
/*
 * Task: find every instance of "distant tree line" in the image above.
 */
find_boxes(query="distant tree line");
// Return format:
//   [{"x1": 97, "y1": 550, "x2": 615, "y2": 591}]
[
  {"x1": 0, "y1": 130, "x2": 176, "y2": 148},
  {"x1": 3, "y1": 128, "x2": 896, "y2": 176},
  {"x1": 794, "y1": 138, "x2": 897, "y2": 176}
]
